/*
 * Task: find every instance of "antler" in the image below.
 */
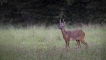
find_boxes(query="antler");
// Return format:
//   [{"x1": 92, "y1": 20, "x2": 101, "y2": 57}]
[
  {"x1": 60, "y1": 19, "x2": 61, "y2": 23},
  {"x1": 63, "y1": 18, "x2": 64, "y2": 22}
]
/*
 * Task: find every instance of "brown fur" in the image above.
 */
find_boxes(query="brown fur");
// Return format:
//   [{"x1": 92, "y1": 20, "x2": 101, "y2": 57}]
[{"x1": 59, "y1": 20, "x2": 88, "y2": 49}]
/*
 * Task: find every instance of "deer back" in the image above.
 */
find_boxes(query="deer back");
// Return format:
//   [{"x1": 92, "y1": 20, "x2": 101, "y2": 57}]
[{"x1": 63, "y1": 30, "x2": 85, "y2": 40}]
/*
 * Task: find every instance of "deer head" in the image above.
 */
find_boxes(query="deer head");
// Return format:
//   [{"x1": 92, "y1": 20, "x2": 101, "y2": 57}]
[{"x1": 59, "y1": 19, "x2": 65, "y2": 30}]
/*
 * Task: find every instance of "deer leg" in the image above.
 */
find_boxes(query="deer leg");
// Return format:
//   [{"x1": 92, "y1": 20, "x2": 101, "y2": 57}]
[
  {"x1": 65, "y1": 40, "x2": 69, "y2": 49},
  {"x1": 67, "y1": 41, "x2": 69, "y2": 47},
  {"x1": 65, "y1": 41, "x2": 67, "y2": 48},
  {"x1": 80, "y1": 40, "x2": 88, "y2": 48},
  {"x1": 76, "y1": 40, "x2": 81, "y2": 49}
]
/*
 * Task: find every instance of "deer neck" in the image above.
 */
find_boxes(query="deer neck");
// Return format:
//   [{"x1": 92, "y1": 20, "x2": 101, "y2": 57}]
[{"x1": 61, "y1": 28, "x2": 67, "y2": 36}]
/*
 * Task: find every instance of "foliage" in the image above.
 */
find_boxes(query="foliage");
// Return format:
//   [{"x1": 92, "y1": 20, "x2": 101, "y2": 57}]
[{"x1": 0, "y1": 0, "x2": 106, "y2": 25}]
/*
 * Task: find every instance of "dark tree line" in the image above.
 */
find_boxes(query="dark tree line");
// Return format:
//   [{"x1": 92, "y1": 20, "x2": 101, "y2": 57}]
[{"x1": 0, "y1": 0, "x2": 106, "y2": 26}]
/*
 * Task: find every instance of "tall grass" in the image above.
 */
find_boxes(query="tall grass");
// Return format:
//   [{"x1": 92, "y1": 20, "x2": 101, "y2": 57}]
[{"x1": 0, "y1": 24, "x2": 106, "y2": 60}]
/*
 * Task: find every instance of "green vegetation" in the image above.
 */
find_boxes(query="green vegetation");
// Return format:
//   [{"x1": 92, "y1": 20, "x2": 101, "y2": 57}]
[{"x1": 0, "y1": 24, "x2": 106, "y2": 60}]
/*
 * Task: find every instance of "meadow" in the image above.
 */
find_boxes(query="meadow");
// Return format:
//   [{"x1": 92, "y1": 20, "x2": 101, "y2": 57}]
[{"x1": 0, "y1": 24, "x2": 106, "y2": 60}]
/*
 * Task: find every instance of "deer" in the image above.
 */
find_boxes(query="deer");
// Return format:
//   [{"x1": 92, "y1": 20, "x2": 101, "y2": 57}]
[{"x1": 59, "y1": 18, "x2": 88, "y2": 49}]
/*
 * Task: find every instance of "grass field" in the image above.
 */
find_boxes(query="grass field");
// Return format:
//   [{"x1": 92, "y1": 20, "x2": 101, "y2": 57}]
[{"x1": 0, "y1": 24, "x2": 106, "y2": 60}]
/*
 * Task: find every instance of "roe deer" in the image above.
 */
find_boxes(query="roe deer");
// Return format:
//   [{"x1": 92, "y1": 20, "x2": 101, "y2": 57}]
[{"x1": 59, "y1": 19, "x2": 88, "y2": 49}]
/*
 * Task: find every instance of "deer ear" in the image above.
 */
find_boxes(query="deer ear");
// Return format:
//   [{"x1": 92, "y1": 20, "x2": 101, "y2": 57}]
[{"x1": 63, "y1": 21, "x2": 65, "y2": 25}]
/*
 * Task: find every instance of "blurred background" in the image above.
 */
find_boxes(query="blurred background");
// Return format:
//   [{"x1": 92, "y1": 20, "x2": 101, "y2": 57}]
[
  {"x1": 0, "y1": 0, "x2": 106, "y2": 60},
  {"x1": 0, "y1": 0, "x2": 106, "y2": 26}
]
